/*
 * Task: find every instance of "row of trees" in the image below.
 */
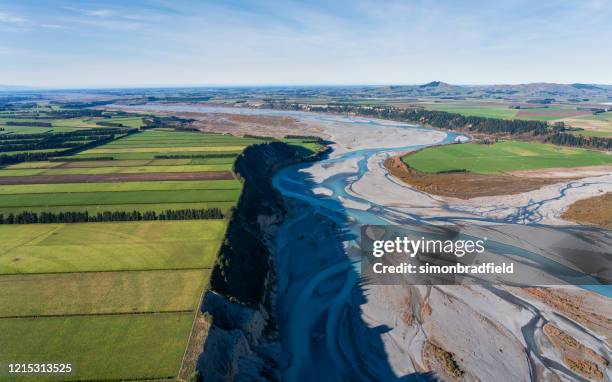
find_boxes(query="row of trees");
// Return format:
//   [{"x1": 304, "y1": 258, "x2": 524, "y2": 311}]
[
  {"x1": 0, "y1": 208, "x2": 224, "y2": 225},
  {"x1": 545, "y1": 133, "x2": 612, "y2": 150},
  {"x1": 50, "y1": 156, "x2": 114, "y2": 162},
  {"x1": 95, "y1": 121, "x2": 124, "y2": 127},
  {"x1": 0, "y1": 141, "x2": 81, "y2": 153},
  {"x1": 243, "y1": 134, "x2": 277, "y2": 141},
  {"x1": 142, "y1": 116, "x2": 195, "y2": 129},
  {"x1": 55, "y1": 100, "x2": 116, "y2": 109},
  {"x1": 5, "y1": 121, "x2": 52, "y2": 127},
  {"x1": 0, "y1": 151, "x2": 63, "y2": 165},
  {"x1": 284, "y1": 134, "x2": 325, "y2": 142}
]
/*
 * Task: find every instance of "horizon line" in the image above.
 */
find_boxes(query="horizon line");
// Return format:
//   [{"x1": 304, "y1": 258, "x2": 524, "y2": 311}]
[{"x1": 2, "y1": 81, "x2": 612, "y2": 92}]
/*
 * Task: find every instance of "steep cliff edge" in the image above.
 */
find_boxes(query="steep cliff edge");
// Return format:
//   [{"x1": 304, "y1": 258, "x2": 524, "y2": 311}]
[{"x1": 197, "y1": 141, "x2": 327, "y2": 382}]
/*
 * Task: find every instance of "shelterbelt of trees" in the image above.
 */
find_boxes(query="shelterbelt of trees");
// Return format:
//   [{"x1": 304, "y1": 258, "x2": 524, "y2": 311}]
[
  {"x1": 2, "y1": 108, "x2": 108, "y2": 119},
  {"x1": 0, "y1": 208, "x2": 224, "y2": 225},
  {"x1": 262, "y1": 102, "x2": 612, "y2": 150},
  {"x1": 545, "y1": 132, "x2": 612, "y2": 150},
  {"x1": 0, "y1": 128, "x2": 138, "y2": 165}
]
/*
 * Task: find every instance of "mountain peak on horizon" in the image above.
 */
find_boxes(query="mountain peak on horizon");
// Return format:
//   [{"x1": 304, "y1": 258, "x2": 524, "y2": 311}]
[{"x1": 419, "y1": 81, "x2": 454, "y2": 88}]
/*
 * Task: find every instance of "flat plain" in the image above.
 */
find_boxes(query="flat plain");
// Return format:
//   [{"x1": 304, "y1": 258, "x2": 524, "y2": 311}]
[
  {"x1": 403, "y1": 141, "x2": 612, "y2": 174},
  {"x1": 0, "y1": 314, "x2": 193, "y2": 381}
]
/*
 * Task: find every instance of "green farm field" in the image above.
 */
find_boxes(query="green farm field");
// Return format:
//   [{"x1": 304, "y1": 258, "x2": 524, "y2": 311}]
[
  {"x1": 67, "y1": 150, "x2": 243, "y2": 160},
  {"x1": 64, "y1": 130, "x2": 251, "y2": 160},
  {"x1": 4, "y1": 158, "x2": 235, "y2": 169},
  {"x1": 0, "y1": 125, "x2": 52, "y2": 134},
  {"x1": 421, "y1": 102, "x2": 593, "y2": 121},
  {"x1": 403, "y1": 141, "x2": 612, "y2": 174},
  {"x1": 0, "y1": 163, "x2": 233, "y2": 176},
  {"x1": 574, "y1": 130, "x2": 612, "y2": 137},
  {"x1": 562, "y1": 111, "x2": 612, "y2": 137},
  {"x1": 0, "y1": 269, "x2": 209, "y2": 317},
  {"x1": 0, "y1": 220, "x2": 225, "y2": 274},
  {"x1": 0, "y1": 313, "x2": 193, "y2": 381},
  {"x1": 0, "y1": 179, "x2": 240, "y2": 194},
  {"x1": 85, "y1": 145, "x2": 247, "y2": 154},
  {"x1": 424, "y1": 103, "x2": 519, "y2": 119},
  {"x1": 0, "y1": 189, "x2": 241, "y2": 208}
]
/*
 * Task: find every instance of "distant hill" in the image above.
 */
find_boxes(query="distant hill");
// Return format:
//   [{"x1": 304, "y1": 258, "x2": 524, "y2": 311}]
[
  {"x1": 349, "y1": 81, "x2": 612, "y2": 101},
  {"x1": 0, "y1": 85, "x2": 34, "y2": 91},
  {"x1": 571, "y1": 83, "x2": 603, "y2": 90},
  {"x1": 419, "y1": 81, "x2": 453, "y2": 88}
]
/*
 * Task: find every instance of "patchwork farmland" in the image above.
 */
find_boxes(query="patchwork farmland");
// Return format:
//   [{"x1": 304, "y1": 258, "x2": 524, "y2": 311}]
[{"x1": 0, "y1": 120, "x2": 270, "y2": 381}]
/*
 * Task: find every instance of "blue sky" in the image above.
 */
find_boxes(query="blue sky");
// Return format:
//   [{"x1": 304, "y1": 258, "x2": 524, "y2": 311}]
[{"x1": 1, "y1": 0, "x2": 611, "y2": 87}]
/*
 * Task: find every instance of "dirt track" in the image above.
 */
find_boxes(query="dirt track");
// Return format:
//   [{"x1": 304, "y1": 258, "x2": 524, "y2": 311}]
[{"x1": 0, "y1": 171, "x2": 235, "y2": 185}]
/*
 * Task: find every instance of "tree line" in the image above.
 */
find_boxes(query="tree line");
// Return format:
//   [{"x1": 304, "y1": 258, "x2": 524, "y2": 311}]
[
  {"x1": 0, "y1": 151, "x2": 63, "y2": 165},
  {"x1": 0, "y1": 208, "x2": 224, "y2": 225},
  {"x1": 95, "y1": 121, "x2": 125, "y2": 127},
  {"x1": 50, "y1": 156, "x2": 114, "y2": 162},
  {"x1": 142, "y1": 116, "x2": 195, "y2": 129},
  {"x1": 545, "y1": 132, "x2": 612, "y2": 150},
  {"x1": 262, "y1": 102, "x2": 612, "y2": 150},
  {"x1": 5, "y1": 121, "x2": 52, "y2": 127},
  {"x1": 284, "y1": 134, "x2": 325, "y2": 142}
]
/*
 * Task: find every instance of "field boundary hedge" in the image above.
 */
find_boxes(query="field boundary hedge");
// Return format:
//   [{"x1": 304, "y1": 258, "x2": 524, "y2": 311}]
[{"x1": 0, "y1": 208, "x2": 224, "y2": 224}]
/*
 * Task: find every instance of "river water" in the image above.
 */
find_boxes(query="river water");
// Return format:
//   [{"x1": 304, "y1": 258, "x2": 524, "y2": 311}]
[{"x1": 129, "y1": 104, "x2": 611, "y2": 381}]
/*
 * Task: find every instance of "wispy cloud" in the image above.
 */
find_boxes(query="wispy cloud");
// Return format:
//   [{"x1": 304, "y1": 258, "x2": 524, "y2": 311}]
[
  {"x1": 0, "y1": 11, "x2": 27, "y2": 24},
  {"x1": 62, "y1": 6, "x2": 114, "y2": 18},
  {"x1": 39, "y1": 23, "x2": 66, "y2": 29},
  {"x1": 88, "y1": 9, "x2": 113, "y2": 17}
]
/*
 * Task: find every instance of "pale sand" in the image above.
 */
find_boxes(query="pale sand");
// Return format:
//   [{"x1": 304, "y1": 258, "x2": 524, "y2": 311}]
[
  {"x1": 320, "y1": 118, "x2": 446, "y2": 156},
  {"x1": 455, "y1": 173, "x2": 612, "y2": 225}
]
